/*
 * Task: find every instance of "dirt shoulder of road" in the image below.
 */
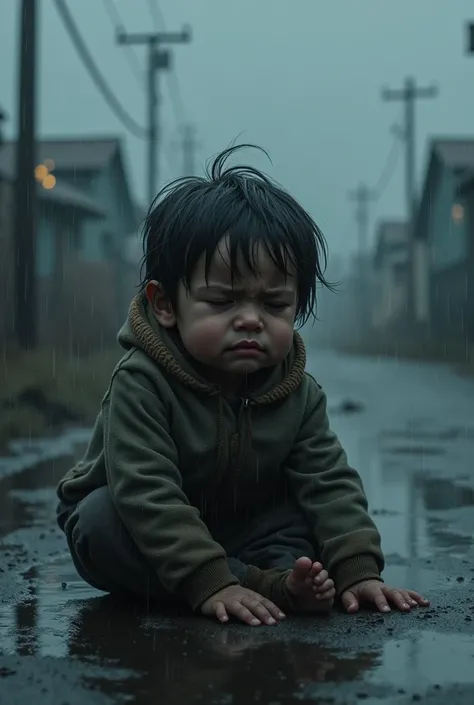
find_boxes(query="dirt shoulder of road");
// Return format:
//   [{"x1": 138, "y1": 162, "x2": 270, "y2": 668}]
[
  {"x1": 0, "y1": 346, "x2": 121, "y2": 451},
  {"x1": 333, "y1": 334, "x2": 474, "y2": 376}
]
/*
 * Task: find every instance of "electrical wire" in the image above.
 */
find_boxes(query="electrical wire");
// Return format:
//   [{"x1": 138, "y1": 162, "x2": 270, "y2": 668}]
[
  {"x1": 102, "y1": 0, "x2": 145, "y2": 88},
  {"x1": 146, "y1": 0, "x2": 166, "y2": 29},
  {"x1": 54, "y1": 0, "x2": 148, "y2": 140},
  {"x1": 372, "y1": 135, "x2": 402, "y2": 200}
]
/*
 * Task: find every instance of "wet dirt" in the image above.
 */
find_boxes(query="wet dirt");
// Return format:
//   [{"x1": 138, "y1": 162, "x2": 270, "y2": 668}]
[{"x1": 1, "y1": 351, "x2": 474, "y2": 704}]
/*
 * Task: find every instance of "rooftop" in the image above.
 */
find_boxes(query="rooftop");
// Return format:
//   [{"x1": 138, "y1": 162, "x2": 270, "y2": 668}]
[{"x1": 1, "y1": 136, "x2": 121, "y2": 172}]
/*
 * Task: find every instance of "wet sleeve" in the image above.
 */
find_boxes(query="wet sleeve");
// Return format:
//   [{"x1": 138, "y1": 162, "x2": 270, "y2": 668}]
[
  {"x1": 103, "y1": 368, "x2": 239, "y2": 609},
  {"x1": 283, "y1": 375, "x2": 385, "y2": 594}
]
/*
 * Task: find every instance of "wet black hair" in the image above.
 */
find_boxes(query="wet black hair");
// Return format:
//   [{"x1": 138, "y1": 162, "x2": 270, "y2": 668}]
[{"x1": 140, "y1": 144, "x2": 333, "y2": 326}]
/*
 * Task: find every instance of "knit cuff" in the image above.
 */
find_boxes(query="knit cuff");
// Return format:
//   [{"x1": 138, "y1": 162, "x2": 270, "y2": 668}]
[
  {"x1": 333, "y1": 554, "x2": 383, "y2": 596},
  {"x1": 243, "y1": 565, "x2": 298, "y2": 613},
  {"x1": 178, "y1": 558, "x2": 240, "y2": 610}
]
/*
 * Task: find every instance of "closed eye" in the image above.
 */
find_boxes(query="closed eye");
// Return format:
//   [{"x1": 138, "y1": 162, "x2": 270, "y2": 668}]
[
  {"x1": 265, "y1": 302, "x2": 289, "y2": 310},
  {"x1": 205, "y1": 300, "x2": 234, "y2": 308}
]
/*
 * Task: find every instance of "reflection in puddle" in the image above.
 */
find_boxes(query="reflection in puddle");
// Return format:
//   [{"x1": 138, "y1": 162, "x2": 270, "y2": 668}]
[
  {"x1": 329, "y1": 414, "x2": 474, "y2": 562},
  {"x1": 1, "y1": 410, "x2": 474, "y2": 702},
  {"x1": 0, "y1": 558, "x2": 474, "y2": 704},
  {"x1": 369, "y1": 632, "x2": 474, "y2": 690}
]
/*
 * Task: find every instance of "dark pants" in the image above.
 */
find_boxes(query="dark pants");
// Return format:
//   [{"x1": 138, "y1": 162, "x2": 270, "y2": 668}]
[{"x1": 57, "y1": 486, "x2": 317, "y2": 604}]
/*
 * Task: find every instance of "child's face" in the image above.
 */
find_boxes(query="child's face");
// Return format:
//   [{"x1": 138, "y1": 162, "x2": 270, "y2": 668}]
[{"x1": 151, "y1": 237, "x2": 298, "y2": 384}]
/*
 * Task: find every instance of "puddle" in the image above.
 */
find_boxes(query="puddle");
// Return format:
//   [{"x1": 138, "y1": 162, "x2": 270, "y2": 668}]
[
  {"x1": 385, "y1": 445, "x2": 446, "y2": 456},
  {"x1": 1, "y1": 557, "x2": 474, "y2": 704},
  {"x1": 0, "y1": 374, "x2": 473, "y2": 702},
  {"x1": 0, "y1": 449, "x2": 84, "y2": 539},
  {"x1": 379, "y1": 426, "x2": 474, "y2": 442},
  {"x1": 0, "y1": 427, "x2": 91, "y2": 479}
]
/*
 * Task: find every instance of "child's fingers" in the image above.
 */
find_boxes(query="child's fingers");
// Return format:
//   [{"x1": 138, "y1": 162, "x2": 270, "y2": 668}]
[
  {"x1": 406, "y1": 590, "x2": 430, "y2": 606},
  {"x1": 372, "y1": 588, "x2": 392, "y2": 612},
  {"x1": 341, "y1": 589, "x2": 360, "y2": 613},
  {"x1": 382, "y1": 587, "x2": 411, "y2": 611},
  {"x1": 214, "y1": 602, "x2": 229, "y2": 623}
]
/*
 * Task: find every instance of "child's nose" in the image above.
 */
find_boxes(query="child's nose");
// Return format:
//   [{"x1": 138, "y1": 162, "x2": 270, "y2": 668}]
[{"x1": 234, "y1": 305, "x2": 263, "y2": 331}]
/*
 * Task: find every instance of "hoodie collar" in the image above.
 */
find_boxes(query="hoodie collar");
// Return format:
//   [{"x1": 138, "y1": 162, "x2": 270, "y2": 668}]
[{"x1": 127, "y1": 294, "x2": 306, "y2": 404}]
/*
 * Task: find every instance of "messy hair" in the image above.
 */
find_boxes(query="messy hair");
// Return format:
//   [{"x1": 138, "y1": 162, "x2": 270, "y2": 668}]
[{"x1": 140, "y1": 144, "x2": 333, "y2": 326}]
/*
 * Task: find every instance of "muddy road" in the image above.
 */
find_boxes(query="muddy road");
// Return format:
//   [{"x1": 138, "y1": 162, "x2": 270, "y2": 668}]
[{"x1": 1, "y1": 350, "x2": 474, "y2": 705}]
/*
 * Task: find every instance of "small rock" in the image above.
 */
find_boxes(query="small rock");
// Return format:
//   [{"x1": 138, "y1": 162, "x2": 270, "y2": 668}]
[
  {"x1": 61, "y1": 582, "x2": 67, "y2": 590},
  {"x1": 457, "y1": 576, "x2": 465, "y2": 583}
]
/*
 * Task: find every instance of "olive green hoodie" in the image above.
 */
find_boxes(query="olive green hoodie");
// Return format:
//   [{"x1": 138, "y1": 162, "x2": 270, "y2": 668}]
[{"x1": 57, "y1": 294, "x2": 384, "y2": 610}]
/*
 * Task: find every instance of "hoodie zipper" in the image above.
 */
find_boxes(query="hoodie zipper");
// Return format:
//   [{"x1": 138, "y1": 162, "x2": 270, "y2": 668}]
[{"x1": 229, "y1": 397, "x2": 251, "y2": 467}]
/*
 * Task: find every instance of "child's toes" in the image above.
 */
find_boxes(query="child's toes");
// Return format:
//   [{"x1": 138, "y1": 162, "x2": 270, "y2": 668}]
[
  {"x1": 304, "y1": 562, "x2": 323, "y2": 584},
  {"x1": 316, "y1": 585, "x2": 336, "y2": 601},
  {"x1": 311, "y1": 568, "x2": 329, "y2": 588},
  {"x1": 313, "y1": 577, "x2": 333, "y2": 594}
]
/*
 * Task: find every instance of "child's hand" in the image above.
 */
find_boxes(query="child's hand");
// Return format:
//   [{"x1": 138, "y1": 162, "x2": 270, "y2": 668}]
[
  {"x1": 341, "y1": 579, "x2": 430, "y2": 614},
  {"x1": 200, "y1": 585, "x2": 286, "y2": 626}
]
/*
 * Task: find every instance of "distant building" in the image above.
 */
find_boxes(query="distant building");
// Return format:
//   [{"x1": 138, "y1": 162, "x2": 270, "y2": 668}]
[
  {"x1": 415, "y1": 138, "x2": 474, "y2": 339},
  {"x1": 1, "y1": 136, "x2": 139, "y2": 314},
  {"x1": 0, "y1": 136, "x2": 141, "y2": 351},
  {"x1": 372, "y1": 221, "x2": 408, "y2": 330},
  {"x1": 0, "y1": 148, "x2": 105, "y2": 350}
]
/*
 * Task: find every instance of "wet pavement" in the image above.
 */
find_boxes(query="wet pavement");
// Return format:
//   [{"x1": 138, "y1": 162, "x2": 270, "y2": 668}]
[{"x1": 1, "y1": 350, "x2": 474, "y2": 704}]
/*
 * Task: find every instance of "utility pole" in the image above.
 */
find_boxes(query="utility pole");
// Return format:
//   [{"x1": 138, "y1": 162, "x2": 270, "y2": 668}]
[
  {"x1": 0, "y1": 106, "x2": 7, "y2": 148},
  {"x1": 467, "y1": 22, "x2": 474, "y2": 53},
  {"x1": 382, "y1": 77, "x2": 438, "y2": 326},
  {"x1": 181, "y1": 124, "x2": 199, "y2": 176},
  {"x1": 14, "y1": 0, "x2": 38, "y2": 349},
  {"x1": 348, "y1": 184, "x2": 376, "y2": 333},
  {"x1": 117, "y1": 26, "x2": 191, "y2": 204}
]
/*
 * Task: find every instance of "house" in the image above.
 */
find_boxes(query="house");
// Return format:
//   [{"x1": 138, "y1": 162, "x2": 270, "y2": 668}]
[
  {"x1": 414, "y1": 138, "x2": 474, "y2": 339},
  {"x1": 1, "y1": 136, "x2": 140, "y2": 320},
  {"x1": 0, "y1": 149, "x2": 106, "y2": 350},
  {"x1": 372, "y1": 221, "x2": 409, "y2": 330},
  {"x1": 0, "y1": 136, "x2": 142, "y2": 350}
]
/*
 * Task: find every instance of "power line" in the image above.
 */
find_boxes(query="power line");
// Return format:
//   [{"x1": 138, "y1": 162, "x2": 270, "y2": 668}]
[
  {"x1": 146, "y1": 0, "x2": 187, "y2": 125},
  {"x1": 102, "y1": 0, "x2": 145, "y2": 88},
  {"x1": 54, "y1": 0, "x2": 147, "y2": 140},
  {"x1": 372, "y1": 134, "x2": 402, "y2": 200},
  {"x1": 146, "y1": 0, "x2": 166, "y2": 29}
]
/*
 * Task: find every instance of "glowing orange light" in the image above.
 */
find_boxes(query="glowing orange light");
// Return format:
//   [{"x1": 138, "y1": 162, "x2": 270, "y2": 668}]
[
  {"x1": 452, "y1": 203, "x2": 464, "y2": 224},
  {"x1": 42, "y1": 174, "x2": 56, "y2": 190},
  {"x1": 34, "y1": 164, "x2": 48, "y2": 181}
]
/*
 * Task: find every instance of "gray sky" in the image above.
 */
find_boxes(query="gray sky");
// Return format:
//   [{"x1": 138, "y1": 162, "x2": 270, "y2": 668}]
[{"x1": 1, "y1": 0, "x2": 474, "y2": 259}]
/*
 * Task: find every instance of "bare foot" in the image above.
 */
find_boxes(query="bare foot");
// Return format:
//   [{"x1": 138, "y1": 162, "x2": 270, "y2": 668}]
[{"x1": 286, "y1": 557, "x2": 335, "y2": 613}]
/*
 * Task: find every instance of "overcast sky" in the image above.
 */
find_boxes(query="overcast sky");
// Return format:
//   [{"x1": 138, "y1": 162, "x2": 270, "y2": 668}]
[{"x1": 1, "y1": 0, "x2": 474, "y2": 260}]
